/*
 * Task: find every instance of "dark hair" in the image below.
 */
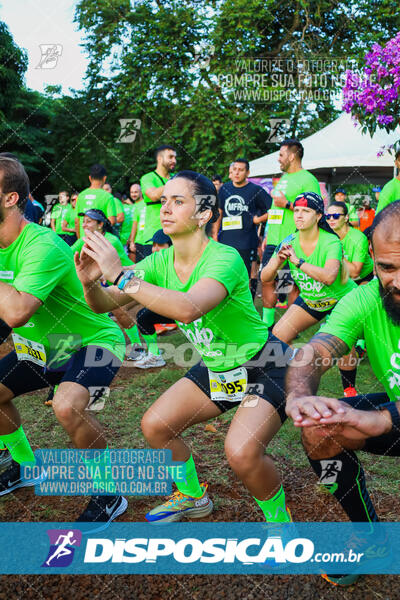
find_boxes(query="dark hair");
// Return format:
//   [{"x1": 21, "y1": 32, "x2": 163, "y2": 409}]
[
  {"x1": 114, "y1": 191, "x2": 123, "y2": 200},
  {"x1": 211, "y1": 174, "x2": 222, "y2": 183},
  {"x1": 59, "y1": 190, "x2": 69, "y2": 196},
  {"x1": 280, "y1": 138, "x2": 304, "y2": 160},
  {"x1": 233, "y1": 158, "x2": 250, "y2": 171},
  {"x1": 0, "y1": 156, "x2": 30, "y2": 212},
  {"x1": 370, "y1": 200, "x2": 400, "y2": 246},
  {"x1": 395, "y1": 149, "x2": 400, "y2": 160},
  {"x1": 173, "y1": 170, "x2": 219, "y2": 223},
  {"x1": 89, "y1": 164, "x2": 107, "y2": 180},
  {"x1": 155, "y1": 145, "x2": 176, "y2": 159}
]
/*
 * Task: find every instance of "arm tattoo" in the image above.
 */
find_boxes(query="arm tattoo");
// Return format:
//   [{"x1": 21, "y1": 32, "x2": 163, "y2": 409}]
[{"x1": 285, "y1": 333, "x2": 349, "y2": 399}]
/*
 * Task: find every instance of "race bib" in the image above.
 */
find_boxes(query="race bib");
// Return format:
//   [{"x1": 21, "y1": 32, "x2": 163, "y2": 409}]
[
  {"x1": 0, "y1": 271, "x2": 14, "y2": 280},
  {"x1": 222, "y1": 216, "x2": 243, "y2": 231},
  {"x1": 12, "y1": 333, "x2": 46, "y2": 367},
  {"x1": 268, "y1": 209, "x2": 283, "y2": 225},
  {"x1": 304, "y1": 298, "x2": 337, "y2": 312},
  {"x1": 208, "y1": 367, "x2": 248, "y2": 404}
]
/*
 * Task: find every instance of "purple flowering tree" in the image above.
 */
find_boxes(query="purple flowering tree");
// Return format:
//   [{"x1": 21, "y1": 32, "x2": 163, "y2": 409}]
[{"x1": 343, "y1": 32, "x2": 400, "y2": 143}]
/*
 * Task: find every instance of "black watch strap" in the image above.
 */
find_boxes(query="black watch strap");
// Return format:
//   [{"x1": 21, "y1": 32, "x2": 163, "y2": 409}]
[
  {"x1": 113, "y1": 271, "x2": 125, "y2": 286},
  {"x1": 379, "y1": 402, "x2": 400, "y2": 430}
]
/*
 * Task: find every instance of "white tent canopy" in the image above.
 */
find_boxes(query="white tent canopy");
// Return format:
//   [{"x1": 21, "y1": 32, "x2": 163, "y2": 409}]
[{"x1": 249, "y1": 113, "x2": 400, "y2": 185}]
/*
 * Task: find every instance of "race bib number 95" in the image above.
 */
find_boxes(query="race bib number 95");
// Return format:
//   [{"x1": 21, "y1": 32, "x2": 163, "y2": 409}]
[{"x1": 208, "y1": 367, "x2": 248, "y2": 404}]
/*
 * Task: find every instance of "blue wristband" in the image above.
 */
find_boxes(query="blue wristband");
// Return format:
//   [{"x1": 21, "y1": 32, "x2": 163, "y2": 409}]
[{"x1": 117, "y1": 270, "x2": 136, "y2": 291}]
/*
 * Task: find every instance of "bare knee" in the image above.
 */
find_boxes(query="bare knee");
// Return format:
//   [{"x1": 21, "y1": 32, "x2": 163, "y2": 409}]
[
  {"x1": 53, "y1": 400, "x2": 82, "y2": 428},
  {"x1": 225, "y1": 437, "x2": 262, "y2": 475},
  {"x1": 141, "y1": 409, "x2": 174, "y2": 446}
]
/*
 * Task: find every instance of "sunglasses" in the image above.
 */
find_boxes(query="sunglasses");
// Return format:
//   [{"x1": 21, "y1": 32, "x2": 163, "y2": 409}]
[{"x1": 326, "y1": 213, "x2": 344, "y2": 220}]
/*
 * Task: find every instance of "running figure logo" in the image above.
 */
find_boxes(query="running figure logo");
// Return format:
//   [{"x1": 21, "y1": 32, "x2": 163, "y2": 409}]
[
  {"x1": 42, "y1": 529, "x2": 82, "y2": 568},
  {"x1": 319, "y1": 460, "x2": 343, "y2": 484}
]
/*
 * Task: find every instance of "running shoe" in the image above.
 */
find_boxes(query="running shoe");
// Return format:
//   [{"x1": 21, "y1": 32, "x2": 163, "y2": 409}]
[
  {"x1": 162, "y1": 324, "x2": 178, "y2": 331},
  {"x1": 0, "y1": 449, "x2": 12, "y2": 470},
  {"x1": 343, "y1": 386, "x2": 358, "y2": 397},
  {"x1": 145, "y1": 483, "x2": 213, "y2": 523},
  {"x1": 154, "y1": 324, "x2": 167, "y2": 335},
  {"x1": 0, "y1": 458, "x2": 46, "y2": 496},
  {"x1": 76, "y1": 495, "x2": 128, "y2": 525},
  {"x1": 322, "y1": 574, "x2": 359, "y2": 586},
  {"x1": 126, "y1": 346, "x2": 145, "y2": 361},
  {"x1": 275, "y1": 301, "x2": 288, "y2": 309},
  {"x1": 133, "y1": 352, "x2": 166, "y2": 369}
]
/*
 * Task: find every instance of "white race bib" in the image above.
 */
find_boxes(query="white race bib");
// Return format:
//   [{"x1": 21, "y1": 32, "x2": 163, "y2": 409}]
[
  {"x1": 222, "y1": 216, "x2": 243, "y2": 230},
  {"x1": 0, "y1": 271, "x2": 14, "y2": 280},
  {"x1": 208, "y1": 367, "x2": 248, "y2": 404},
  {"x1": 12, "y1": 333, "x2": 46, "y2": 367},
  {"x1": 268, "y1": 209, "x2": 283, "y2": 225}
]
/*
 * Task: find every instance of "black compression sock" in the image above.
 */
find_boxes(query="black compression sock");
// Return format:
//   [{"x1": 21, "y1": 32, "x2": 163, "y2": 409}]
[
  {"x1": 339, "y1": 368, "x2": 357, "y2": 390},
  {"x1": 307, "y1": 451, "x2": 378, "y2": 522}
]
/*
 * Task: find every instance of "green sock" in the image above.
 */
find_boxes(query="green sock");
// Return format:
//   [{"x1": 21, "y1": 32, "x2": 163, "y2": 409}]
[
  {"x1": 125, "y1": 325, "x2": 140, "y2": 346},
  {"x1": 143, "y1": 332, "x2": 160, "y2": 356},
  {"x1": 0, "y1": 426, "x2": 35, "y2": 464},
  {"x1": 168, "y1": 454, "x2": 202, "y2": 498},
  {"x1": 83, "y1": 446, "x2": 116, "y2": 495},
  {"x1": 254, "y1": 485, "x2": 291, "y2": 522},
  {"x1": 356, "y1": 339, "x2": 366, "y2": 350},
  {"x1": 262, "y1": 307, "x2": 275, "y2": 328},
  {"x1": 0, "y1": 440, "x2": 6, "y2": 450}
]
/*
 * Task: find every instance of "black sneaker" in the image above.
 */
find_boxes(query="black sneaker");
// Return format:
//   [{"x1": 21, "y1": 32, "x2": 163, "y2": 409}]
[
  {"x1": 0, "y1": 458, "x2": 46, "y2": 496},
  {"x1": 77, "y1": 495, "x2": 128, "y2": 527}
]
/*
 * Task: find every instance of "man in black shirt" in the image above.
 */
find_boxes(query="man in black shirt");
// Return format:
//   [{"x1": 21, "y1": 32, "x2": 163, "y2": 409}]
[{"x1": 212, "y1": 158, "x2": 271, "y2": 298}]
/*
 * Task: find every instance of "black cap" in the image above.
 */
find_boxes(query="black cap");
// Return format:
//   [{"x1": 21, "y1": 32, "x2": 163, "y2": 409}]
[{"x1": 145, "y1": 229, "x2": 172, "y2": 245}]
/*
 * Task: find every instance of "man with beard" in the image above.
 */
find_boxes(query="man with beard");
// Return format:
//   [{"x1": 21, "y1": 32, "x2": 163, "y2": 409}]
[
  {"x1": 140, "y1": 145, "x2": 176, "y2": 259},
  {"x1": 285, "y1": 200, "x2": 400, "y2": 585}
]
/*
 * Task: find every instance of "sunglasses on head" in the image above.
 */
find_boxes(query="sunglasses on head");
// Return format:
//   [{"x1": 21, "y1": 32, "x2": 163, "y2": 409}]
[{"x1": 326, "y1": 213, "x2": 344, "y2": 220}]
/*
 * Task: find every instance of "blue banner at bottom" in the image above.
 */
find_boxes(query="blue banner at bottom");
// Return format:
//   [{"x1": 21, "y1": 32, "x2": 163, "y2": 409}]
[{"x1": 0, "y1": 522, "x2": 397, "y2": 575}]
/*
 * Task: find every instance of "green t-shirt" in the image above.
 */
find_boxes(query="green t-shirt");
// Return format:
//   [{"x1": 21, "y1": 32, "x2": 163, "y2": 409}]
[
  {"x1": 136, "y1": 239, "x2": 269, "y2": 370},
  {"x1": 140, "y1": 171, "x2": 169, "y2": 243},
  {"x1": 267, "y1": 170, "x2": 321, "y2": 246},
  {"x1": 341, "y1": 227, "x2": 373, "y2": 281},
  {"x1": 120, "y1": 204, "x2": 135, "y2": 245},
  {"x1": 51, "y1": 203, "x2": 70, "y2": 235},
  {"x1": 320, "y1": 278, "x2": 400, "y2": 402},
  {"x1": 376, "y1": 178, "x2": 400, "y2": 213},
  {"x1": 0, "y1": 223, "x2": 125, "y2": 368},
  {"x1": 345, "y1": 202, "x2": 359, "y2": 223},
  {"x1": 61, "y1": 204, "x2": 76, "y2": 236},
  {"x1": 133, "y1": 200, "x2": 147, "y2": 245},
  {"x1": 72, "y1": 232, "x2": 133, "y2": 267},
  {"x1": 281, "y1": 229, "x2": 356, "y2": 312},
  {"x1": 75, "y1": 188, "x2": 116, "y2": 236}
]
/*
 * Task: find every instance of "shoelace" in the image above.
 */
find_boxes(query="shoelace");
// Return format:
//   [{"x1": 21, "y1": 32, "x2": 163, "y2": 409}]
[{"x1": 164, "y1": 490, "x2": 188, "y2": 507}]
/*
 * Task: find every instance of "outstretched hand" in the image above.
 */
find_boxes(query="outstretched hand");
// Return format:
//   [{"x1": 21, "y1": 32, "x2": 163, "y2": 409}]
[
  {"x1": 82, "y1": 231, "x2": 122, "y2": 283},
  {"x1": 74, "y1": 248, "x2": 102, "y2": 286}
]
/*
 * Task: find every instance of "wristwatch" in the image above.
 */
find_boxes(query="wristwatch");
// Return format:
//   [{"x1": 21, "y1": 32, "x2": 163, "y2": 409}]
[
  {"x1": 297, "y1": 258, "x2": 306, "y2": 269},
  {"x1": 117, "y1": 270, "x2": 136, "y2": 291},
  {"x1": 286, "y1": 201, "x2": 291, "y2": 209},
  {"x1": 378, "y1": 402, "x2": 400, "y2": 431}
]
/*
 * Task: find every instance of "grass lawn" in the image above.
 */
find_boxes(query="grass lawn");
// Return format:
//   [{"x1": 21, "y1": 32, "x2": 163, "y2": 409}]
[{"x1": 8, "y1": 300, "x2": 400, "y2": 518}]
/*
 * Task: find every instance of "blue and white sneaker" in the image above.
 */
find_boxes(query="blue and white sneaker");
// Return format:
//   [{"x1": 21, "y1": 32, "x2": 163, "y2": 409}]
[{"x1": 0, "y1": 458, "x2": 46, "y2": 496}]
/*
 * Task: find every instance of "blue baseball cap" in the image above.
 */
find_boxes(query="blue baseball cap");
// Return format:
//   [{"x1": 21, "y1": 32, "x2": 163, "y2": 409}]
[
  {"x1": 335, "y1": 188, "x2": 346, "y2": 195},
  {"x1": 145, "y1": 229, "x2": 172, "y2": 245},
  {"x1": 372, "y1": 186, "x2": 381, "y2": 192},
  {"x1": 78, "y1": 208, "x2": 108, "y2": 223}
]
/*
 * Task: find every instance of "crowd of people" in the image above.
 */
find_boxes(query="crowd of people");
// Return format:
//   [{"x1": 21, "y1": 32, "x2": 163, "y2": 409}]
[{"x1": 0, "y1": 141, "x2": 399, "y2": 586}]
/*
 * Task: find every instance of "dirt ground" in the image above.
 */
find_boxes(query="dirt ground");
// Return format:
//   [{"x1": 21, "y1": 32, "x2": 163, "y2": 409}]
[{"x1": 0, "y1": 340, "x2": 399, "y2": 598}]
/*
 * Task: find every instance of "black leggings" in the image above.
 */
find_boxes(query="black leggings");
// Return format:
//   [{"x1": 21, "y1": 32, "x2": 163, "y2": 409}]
[{"x1": 136, "y1": 308, "x2": 175, "y2": 336}]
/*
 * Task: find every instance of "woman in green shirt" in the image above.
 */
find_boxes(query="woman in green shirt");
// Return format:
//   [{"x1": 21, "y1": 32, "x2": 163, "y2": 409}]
[
  {"x1": 261, "y1": 192, "x2": 358, "y2": 396},
  {"x1": 76, "y1": 171, "x2": 295, "y2": 525},
  {"x1": 326, "y1": 201, "x2": 374, "y2": 284}
]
